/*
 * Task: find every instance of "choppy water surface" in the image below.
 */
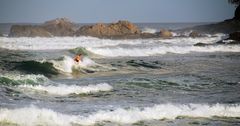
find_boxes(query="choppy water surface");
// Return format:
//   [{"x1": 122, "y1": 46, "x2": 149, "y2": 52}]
[{"x1": 0, "y1": 28, "x2": 240, "y2": 126}]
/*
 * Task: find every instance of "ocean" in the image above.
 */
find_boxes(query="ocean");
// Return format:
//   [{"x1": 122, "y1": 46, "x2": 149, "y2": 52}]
[{"x1": 0, "y1": 23, "x2": 240, "y2": 126}]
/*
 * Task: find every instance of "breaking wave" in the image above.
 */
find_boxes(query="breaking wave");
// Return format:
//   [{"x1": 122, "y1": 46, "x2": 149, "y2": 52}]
[
  {"x1": 19, "y1": 83, "x2": 113, "y2": 95},
  {"x1": 0, "y1": 103, "x2": 239, "y2": 126},
  {"x1": 142, "y1": 27, "x2": 157, "y2": 34},
  {"x1": 16, "y1": 56, "x2": 114, "y2": 74},
  {"x1": 87, "y1": 45, "x2": 240, "y2": 57},
  {"x1": 0, "y1": 34, "x2": 239, "y2": 57},
  {"x1": 0, "y1": 74, "x2": 48, "y2": 86}
]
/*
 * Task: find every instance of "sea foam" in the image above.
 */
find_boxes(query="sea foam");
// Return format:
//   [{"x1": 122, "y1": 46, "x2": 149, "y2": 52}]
[
  {"x1": 19, "y1": 83, "x2": 113, "y2": 95},
  {"x1": 0, "y1": 104, "x2": 239, "y2": 126},
  {"x1": 0, "y1": 34, "x2": 238, "y2": 57},
  {"x1": 0, "y1": 74, "x2": 48, "y2": 85}
]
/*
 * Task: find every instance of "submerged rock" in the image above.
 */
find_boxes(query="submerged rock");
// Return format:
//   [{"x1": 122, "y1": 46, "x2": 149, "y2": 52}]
[
  {"x1": 194, "y1": 43, "x2": 210, "y2": 46},
  {"x1": 9, "y1": 25, "x2": 52, "y2": 37},
  {"x1": 75, "y1": 20, "x2": 141, "y2": 38}
]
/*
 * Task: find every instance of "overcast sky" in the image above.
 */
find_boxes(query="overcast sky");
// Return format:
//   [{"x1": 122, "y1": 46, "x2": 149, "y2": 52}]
[{"x1": 0, "y1": 0, "x2": 236, "y2": 23}]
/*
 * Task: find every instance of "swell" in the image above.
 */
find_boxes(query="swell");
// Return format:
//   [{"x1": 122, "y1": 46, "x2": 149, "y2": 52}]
[
  {"x1": 0, "y1": 103, "x2": 239, "y2": 126},
  {"x1": 14, "y1": 60, "x2": 59, "y2": 76},
  {"x1": 0, "y1": 74, "x2": 113, "y2": 96}
]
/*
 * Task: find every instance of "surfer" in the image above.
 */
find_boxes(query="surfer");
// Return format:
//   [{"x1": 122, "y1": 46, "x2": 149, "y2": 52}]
[{"x1": 74, "y1": 54, "x2": 83, "y2": 63}]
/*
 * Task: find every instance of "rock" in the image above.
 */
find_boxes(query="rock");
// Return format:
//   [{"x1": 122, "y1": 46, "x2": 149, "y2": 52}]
[
  {"x1": 189, "y1": 31, "x2": 200, "y2": 38},
  {"x1": 0, "y1": 33, "x2": 3, "y2": 37},
  {"x1": 228, "y1": 31, "x2": 240, "y2": 41},
  {"x1": 42, "y1": 18, "x2": 75, "y2": 36},
  {"x1": 234, "y1": 5, "x2": 240, "y2": 20},
  {"x1": 215, "y1": 31, "x2": 240, "y2": 45},
  {"x1": 177, "y1": 19, "x2": 240, "y2": 34},
  {"x1": 75, "y1": 20, "x2": 141, "y2": 38},
  {"x1": 158, "y1": 29, "x2": 172, "y2": 38},
  {"x1": 9, "y1": 18, "x2": 76, "y2": 37},
  {"x1": 9, "y1": 25, "x2": 52, "y2": 37},
  {"x1": 194, "y1": 43, "x2": 211, "y2": 46}
]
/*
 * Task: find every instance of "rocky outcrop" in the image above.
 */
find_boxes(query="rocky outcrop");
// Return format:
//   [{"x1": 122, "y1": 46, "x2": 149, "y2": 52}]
[
  {"x1": 158, "y1": 29, "x2": 173, "y2": 38},
  {"x1": 228, "y1": 31, "x2": 240, "y2": 41},
  {"x1": 216, "y1": 31, "x2": 240, "y2": 44},
  {"x1": 42, "y1": 18, "x2": 75, "y2": 36},
  {"x1": 75, "y1": 20, "x2": 141, "y2": 38},
  {"x1": 0, "y1": 33, "x2": 3, "y2": 37},
  {"x1": 9, "y1": 25, "x2": 52, "y2": 37},
  {"x1": 177, "y1": 19, "x2": 240, "y2": 34},
  {"x1": 234, "y1": 5, "x2": 240, "y2": 20},
  {"x1": 9, "y1": 18, "x2": 75, "y2": 37}
]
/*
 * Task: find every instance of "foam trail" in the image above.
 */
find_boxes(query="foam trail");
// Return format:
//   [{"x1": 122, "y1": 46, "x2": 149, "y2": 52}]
[
  {"x1": 0, "y1": 104, "x2": 240, "y2": 126},
  {"x1": 18, "y1": 83, "x2": 113, "y2": 95}
]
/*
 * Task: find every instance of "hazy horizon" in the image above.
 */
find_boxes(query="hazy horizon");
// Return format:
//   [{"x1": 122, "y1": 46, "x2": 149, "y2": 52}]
[{"x1": 0, "y1": 0, "x2": 236, "y2": 23}]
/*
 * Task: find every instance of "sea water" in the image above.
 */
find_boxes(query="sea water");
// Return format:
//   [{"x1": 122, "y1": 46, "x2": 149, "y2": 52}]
[{"x1": 0, "y1": 23, "x2": 240, "y2": 126}]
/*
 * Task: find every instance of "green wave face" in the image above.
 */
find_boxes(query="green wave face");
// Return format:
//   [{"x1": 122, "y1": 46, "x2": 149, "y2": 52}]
[
  {"x1": 15, "y1": 60, "x2": 59, "y2": 76},
  {"x1": 0, "y1": 74, "x2": 48, "y2": 86}
]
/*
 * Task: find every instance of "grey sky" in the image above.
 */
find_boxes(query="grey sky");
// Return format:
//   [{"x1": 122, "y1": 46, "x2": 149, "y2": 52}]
[{"x1": 0, "y1": 0, "x2": 236, "y2": 23}]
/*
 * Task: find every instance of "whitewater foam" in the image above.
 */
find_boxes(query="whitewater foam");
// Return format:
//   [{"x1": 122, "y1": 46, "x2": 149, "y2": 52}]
[
  {"x1": 1, "y1": 34, "x2": 238, "y2": 57},
  {"x1": 0, "y1": 36, "x2": 143, "y2": 50},
  {"x1": 142, "y1": 27, "x2": 157, "y2": 34},
  {"x1": 51, "y1": 56, "x2": 99, "y2": 73},
  {"x1": 19, "y1": 83, "x2": 113, "y2": 95},
  {"x1": 0, "y1": 104, "x2": 239, "y2": 126},
  {"x1": 87, "y1": 45, "x2": 240, "y2": 57}
]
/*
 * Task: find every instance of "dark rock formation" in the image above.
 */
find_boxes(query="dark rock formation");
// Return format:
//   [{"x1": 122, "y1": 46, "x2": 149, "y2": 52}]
[
  {"x1": 9, "y1": 18, "x2": 75, "y2": 37},
  {"x1": 9, "y1": 25, "x2": 52, "y2": 37},
  {"x1": 0, "y1": 33, "x2": 3, "y2": 37},
  {"x1": 177, "y1": 19, "x2": 240, "y2": 34},
  {"x1": 229, "y1": 31, "x2": 240, "y2": 41},
  {"x1": 194, "y1": 43, "x2": 210, "y2": 46},
  {"x1": 194, "y1": 31, "x2": 240, "y2": 46},
  {"x1": 158, "y1": 29, "x2": 173, "y2": 38},
  {"x1": 75, "y1": 20, "x2": 141, "y2": 38},
  {"x1": 234, "y1": 5, "x2": 240, "y2": 20},
  {"x1": 216, "y1": 31, "x2": 240, "y2": 44}
]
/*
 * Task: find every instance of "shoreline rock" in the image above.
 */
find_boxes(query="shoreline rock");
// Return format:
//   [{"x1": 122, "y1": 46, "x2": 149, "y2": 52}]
[
  {"x1": 177, "y1": 19, "x2": 240, "y2": 34},
  {"x1": 75, "y1": 20, "x2": 146, "y2": 39},
  {"x1": 8, "y1": 19, "x2": 161, "y2": 39},
  {"x1": 158, "y1": 29, "x2": 173, "y2": 38},
  {"x1": 9, "y1": 18, "x2": 76, "y2": 37},
  {"x1": 194, "y1": 31, "x2": 240, "y2": 46}
]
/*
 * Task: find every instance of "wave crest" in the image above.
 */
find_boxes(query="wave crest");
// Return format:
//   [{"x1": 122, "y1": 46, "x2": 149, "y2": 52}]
[
  {"x1": 0, "y1": 104, "x2": 240, "y2": 126},
  {"x1": 0, "y1": 74, "x2": 48, "y2": 86},
  {"x1": 19, "y1": 83, "x2": 113, "y2": 95}
]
